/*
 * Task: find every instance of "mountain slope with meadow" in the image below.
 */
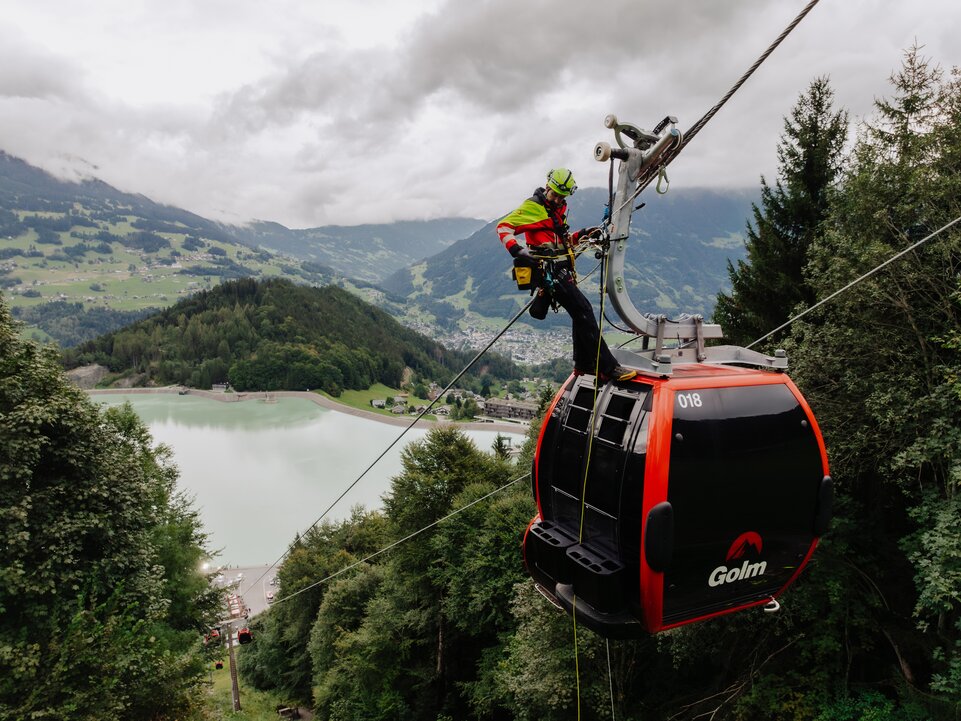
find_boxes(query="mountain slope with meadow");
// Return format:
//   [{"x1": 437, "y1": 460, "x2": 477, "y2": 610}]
[
  {"x1": 382, "y1": 186, "x2": 757, "y2": 329},
  {"x1": 0, "y1": 151, "x2": 482, "y2": 344}
]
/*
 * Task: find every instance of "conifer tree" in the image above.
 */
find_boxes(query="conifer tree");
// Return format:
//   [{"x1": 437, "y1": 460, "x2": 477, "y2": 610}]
[
  {"x1": 787, "y1": 45, "x2": 961, "y2": 714},
  {"x1": 714, "y1": 77, "x2": 847, "y2": 346}
]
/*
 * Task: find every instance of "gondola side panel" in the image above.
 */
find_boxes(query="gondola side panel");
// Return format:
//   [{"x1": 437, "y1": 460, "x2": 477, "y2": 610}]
[
  {"x1": 659, "y1": 377, "x2": 825, "y2": 628},
  {"x1": 639, "y1": 381, "x2": 675, "y2": 632}
]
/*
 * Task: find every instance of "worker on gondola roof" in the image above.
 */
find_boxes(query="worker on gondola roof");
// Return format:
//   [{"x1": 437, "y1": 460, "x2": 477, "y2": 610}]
[{"x1": 497, "y1": 168, "x2": 636, "y2": 382}]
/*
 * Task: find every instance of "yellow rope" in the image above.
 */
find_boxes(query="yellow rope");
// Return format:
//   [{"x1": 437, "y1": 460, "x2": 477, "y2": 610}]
[
  {"x1": 573, "y1": 597, "x2": 582, "y2": 721},
  {"x1": 571, "y1": 242, "x2": 611, "y2": 720},
  {"x1": 577, "y1": 248, "x2": 608, "y2": 543}
]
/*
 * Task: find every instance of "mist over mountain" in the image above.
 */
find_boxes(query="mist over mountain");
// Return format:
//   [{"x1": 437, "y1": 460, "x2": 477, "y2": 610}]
[
  {"x1": 0, "y1": 150, "x2": 486, "y2": 284},
  {"x1": 231, "y1": 217, "x2": 488, "y2": 284},
  {"x1": 0, "y1": 151, "x2": 484, "y2": 343}
]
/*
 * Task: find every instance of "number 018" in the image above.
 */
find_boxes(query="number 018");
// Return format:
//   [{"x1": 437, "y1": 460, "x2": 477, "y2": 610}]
[{"x1": 676, "y1": 392, "x2": 703, "y2": 409}]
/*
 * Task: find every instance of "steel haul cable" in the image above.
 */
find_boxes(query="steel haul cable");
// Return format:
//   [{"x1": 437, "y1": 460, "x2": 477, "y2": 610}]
[
  {"x1": 245, "y1": 296, "x2": 538, "y2": 593},
  {"x1": 273, "y1": 472, "x2": 528, "y2": 605},
  {"x1": 611, "y1": 0, "x2": 823, "y2": 219},
  {"x1": 746, "y1": 215, "x2": 961, "y2": 349}
]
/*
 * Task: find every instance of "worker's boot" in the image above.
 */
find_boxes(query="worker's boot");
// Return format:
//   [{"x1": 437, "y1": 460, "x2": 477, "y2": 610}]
[{"x1": 602, "y1": 365, "x2": 637, "y2": 383}]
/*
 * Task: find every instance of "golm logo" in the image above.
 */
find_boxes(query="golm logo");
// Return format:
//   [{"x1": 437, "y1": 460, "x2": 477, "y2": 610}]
[{"x1": 708, "y1": 531, "x2": 767, "y2": 587}]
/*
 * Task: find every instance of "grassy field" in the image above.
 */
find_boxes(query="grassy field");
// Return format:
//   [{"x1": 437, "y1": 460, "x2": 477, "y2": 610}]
[
  {"x1": 203, "y1": 664, "x2": 308, "y2": 720},
  {"x1": 321, "y1": 383, "x2": 435, "y2": 419},
  {"x1": 1, "y1": 211, "x2": 310, "y2": 328}
]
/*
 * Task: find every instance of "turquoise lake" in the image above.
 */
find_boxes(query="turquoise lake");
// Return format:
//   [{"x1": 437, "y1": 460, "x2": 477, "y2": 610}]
[{"x1": 93, "y1": 394, "x2": 521, "y2": 566}]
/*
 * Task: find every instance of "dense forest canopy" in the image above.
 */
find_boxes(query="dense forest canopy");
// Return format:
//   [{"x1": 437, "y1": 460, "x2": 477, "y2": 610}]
[
  {"x1": 0, "y1": 296, "x2": 222, "y2": 719},
  {"x1": 62, "y1": 277, "x2": 518, "y2": 394}
]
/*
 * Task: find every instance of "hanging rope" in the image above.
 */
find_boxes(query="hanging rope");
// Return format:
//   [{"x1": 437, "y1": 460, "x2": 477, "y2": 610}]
[
  {"x1": 568, "y1": 220, "x2": 619, "y2": 721},
  {"x1": 573, "y1": 598, "x2": 583, "y2": 721},
  {"x1": 607, "y1": 638, "x2": 617, "y2": 721},
  {"x1": 578, "y1": 248, "x2": 609, "y2": 544}
]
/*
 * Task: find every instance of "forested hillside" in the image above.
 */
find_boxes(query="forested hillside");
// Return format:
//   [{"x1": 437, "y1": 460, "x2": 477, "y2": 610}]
[
  {"x1": 234, "y1": 49, "x2": 961, "y2": 720},
  {"x1": 62, "y1": 277, "x2": 517, "y2": 393}
]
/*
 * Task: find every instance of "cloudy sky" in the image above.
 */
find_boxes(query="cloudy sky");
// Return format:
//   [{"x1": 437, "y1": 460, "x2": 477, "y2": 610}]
[{"x1": 2, "y1": 1, "x2": 957, "y2": 229}]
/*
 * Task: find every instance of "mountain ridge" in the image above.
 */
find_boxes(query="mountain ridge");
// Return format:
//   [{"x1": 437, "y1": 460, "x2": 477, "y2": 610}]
[
  {"x1": 1, "y1": 149, "x2": 758, "y2": 355},
  {"x1": 382, "y1": 186, "x2": 758, "y2": 329}
]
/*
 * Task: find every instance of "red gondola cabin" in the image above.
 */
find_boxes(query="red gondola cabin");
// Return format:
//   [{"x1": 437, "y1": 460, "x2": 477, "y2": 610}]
[{"x1": 523, "y1": 364, "x2": 832, "y2": 638}]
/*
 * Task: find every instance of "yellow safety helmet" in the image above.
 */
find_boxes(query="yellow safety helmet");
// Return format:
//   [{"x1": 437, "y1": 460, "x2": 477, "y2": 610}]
[{"x1": 546, "y1": 168, "x2": 577, "y2": 196}]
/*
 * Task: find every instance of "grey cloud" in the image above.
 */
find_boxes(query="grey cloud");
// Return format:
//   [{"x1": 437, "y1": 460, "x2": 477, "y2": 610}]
[
  {"x1": 211, "y1": 0, "x2": 777, "y2": 156},
  {"x1": 3, "y1": 0, "x2": 959, "y2": 228},
  {"x1": 0, "y1": 31, "x2": 80, "y2": 100}
]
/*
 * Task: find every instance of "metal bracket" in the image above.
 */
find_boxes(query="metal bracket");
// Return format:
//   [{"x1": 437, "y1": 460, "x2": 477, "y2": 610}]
[
  {"x1": 592, "y1": 114, "x2": 789, "y2": 376},
  {"x1": 594, "y1": 115, "x2": 722, "y2": 344},
  {"x1": 589, "y1": 113, "x2": 790, "y2": 375},
  {"x1": 613, "y1": 345, "x2": 788, "y2": 378}
]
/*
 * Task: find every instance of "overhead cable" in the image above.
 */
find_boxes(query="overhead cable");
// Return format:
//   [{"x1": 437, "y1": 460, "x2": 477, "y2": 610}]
[
  {"x1": 747, "y1": 215, "x2": 961, "y2": 349},
  {"x1": 273, "y1": 472, "x2": 528, "y2": 605}
]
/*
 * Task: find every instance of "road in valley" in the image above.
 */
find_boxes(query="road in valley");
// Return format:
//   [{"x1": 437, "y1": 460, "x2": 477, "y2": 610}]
[{"x1": 214, "y1": 564, "x2": 278, "y2": 620}]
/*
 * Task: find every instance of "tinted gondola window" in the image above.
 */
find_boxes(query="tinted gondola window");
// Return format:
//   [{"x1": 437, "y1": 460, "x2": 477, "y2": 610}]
[
  {"x1": 537, "y1": 379, "x2": 652, "y2": 598},
  {"x1": 662, "y1": 383, "x2": 823, "y2": 624}
]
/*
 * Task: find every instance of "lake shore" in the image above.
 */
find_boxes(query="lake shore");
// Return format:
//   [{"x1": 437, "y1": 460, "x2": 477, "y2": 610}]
[{"x1": 86, "y1": 387, "x2": 530, "y2": 435}]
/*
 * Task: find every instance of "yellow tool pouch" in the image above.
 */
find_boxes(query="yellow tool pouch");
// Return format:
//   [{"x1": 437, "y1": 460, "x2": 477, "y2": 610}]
[{"x1": 512, "y1": 261, "x2": 534, "y2": 290}]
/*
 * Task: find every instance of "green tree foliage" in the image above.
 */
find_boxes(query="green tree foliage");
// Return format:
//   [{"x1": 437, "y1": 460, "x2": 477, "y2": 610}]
[
  {"x1": 714, "y1": 77, "x2": 848, "y2": 346},
  {"x1": 766, "y1": 46, "x2": 961, "y2": 718},
  {"x1": 239, "y1": 507, "x2": 392, "y2": 703},
  {"x1": 492, "y1": 432, "x2": 513, "y2": 460},
  {"x1": 240, "y1": 428, "x2": 533, "y2": 720},
  {"x1": 0, "y1": 295, "x2": 220, "y2": 719}
]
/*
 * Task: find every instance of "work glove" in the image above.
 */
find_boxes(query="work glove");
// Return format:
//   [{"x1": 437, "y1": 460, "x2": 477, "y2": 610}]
[
  {"x1": 575, "y1": 226, "x2": 601, "y2": 242},
  {"x1": 511, "y1": 245, "x2": 533, "y2": 259}
]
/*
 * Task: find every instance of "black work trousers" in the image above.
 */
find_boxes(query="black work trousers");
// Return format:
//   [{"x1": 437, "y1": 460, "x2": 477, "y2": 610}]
[{"x1": 533, "y1": 262, "x2": 617, "y2": 376}]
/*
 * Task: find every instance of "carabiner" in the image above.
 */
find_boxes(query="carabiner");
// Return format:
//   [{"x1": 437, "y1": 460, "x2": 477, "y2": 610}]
[{"x1": 656, "y1": 166, "x2": 670, "y2": 194}]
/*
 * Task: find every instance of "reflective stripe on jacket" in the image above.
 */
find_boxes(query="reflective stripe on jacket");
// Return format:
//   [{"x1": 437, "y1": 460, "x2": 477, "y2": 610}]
[{"x1": 497, "y1": 187, "x2": 570, "y2": 254}]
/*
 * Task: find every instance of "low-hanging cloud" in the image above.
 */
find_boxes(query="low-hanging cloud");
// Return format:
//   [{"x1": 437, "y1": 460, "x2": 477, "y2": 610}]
[{"x1": 1, "y1": 0, "x2": 958, "y2": 227}]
